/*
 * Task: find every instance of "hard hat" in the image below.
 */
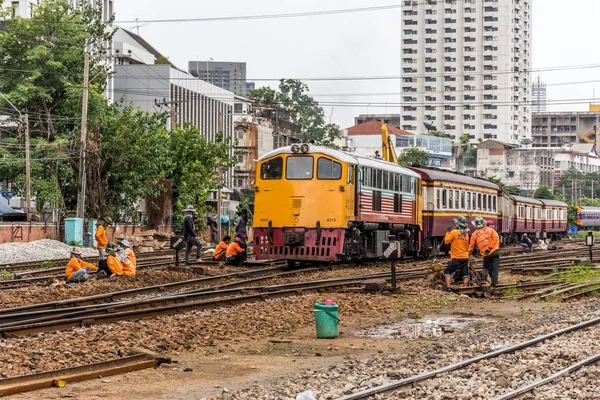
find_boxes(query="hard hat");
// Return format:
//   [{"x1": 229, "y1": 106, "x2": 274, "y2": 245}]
[
  {"x1": 486, "y1": 220, "x2": 495, "y2": 226},
  {"x1": 71, "y1": 247, "x2": 83, "y2": 256},
  {"x1": 119, "y1": 239, "x2": 131, "y2": 248}
]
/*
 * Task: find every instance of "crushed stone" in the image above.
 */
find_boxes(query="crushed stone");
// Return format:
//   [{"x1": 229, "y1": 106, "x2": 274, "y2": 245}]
[{"x1": 0, "y1": 239, "x2": 98, "y2": 265}]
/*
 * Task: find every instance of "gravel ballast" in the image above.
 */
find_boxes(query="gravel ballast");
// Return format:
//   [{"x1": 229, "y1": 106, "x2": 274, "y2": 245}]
[{"x1": 0, "y1": 239, "x2": 98, "y2": 264}]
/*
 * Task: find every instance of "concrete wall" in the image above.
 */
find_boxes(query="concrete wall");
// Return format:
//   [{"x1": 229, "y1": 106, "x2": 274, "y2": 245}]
[
  {"x1": 0, "y1": 223, "x2": 58, "y2": 243},
  {"x1": 477, "y1": 148, "x2": 554, "y2": 190}
]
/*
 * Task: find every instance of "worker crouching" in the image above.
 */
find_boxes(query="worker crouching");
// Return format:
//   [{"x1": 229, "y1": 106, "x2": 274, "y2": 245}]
[
  {"x1": 98, "y1": 244, "x2": 125, "y2": 277},
  {"x1": 213, "y1": 235, "x2": 231, "y2": 261},
  {"x1": 443, "y1": 216, "x2": 470, "y2": 290},
  {"x1": 226, "y1": 236, "x2": 246, "y2": 266},
  {"x1": 65, "y1": 247, "x2": 98, "y2": 283},
  {"x1": 119, "y1": 240, "x2": 137, "y2": 276},
  {"x1": 469, "y1": 217, "x2": 501, "y2": 287}
]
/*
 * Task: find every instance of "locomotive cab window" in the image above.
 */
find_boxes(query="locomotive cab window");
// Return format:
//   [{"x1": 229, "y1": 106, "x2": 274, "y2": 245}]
[
  {"x1": 286, "y1": 156, "x2": 314, "y2": 180},
  {"x1": 317, "y1": 157, "x2": 342, "y2": 180},
  {"x1": 260, "y1": 156, "x2": 283, "y2": 180}
]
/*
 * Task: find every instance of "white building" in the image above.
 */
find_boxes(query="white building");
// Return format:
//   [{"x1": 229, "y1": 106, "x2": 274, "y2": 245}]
[
  {"x1": 401, "y1": 0, "x2": 531, "y2": 144},
  {"x1": 5, "y1": 0, "x2": 114, "y2": 20}
]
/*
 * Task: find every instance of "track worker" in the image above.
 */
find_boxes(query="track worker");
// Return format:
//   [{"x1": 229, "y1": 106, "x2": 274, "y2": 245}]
[
  {"x1": 95, "y1": 217, "x2": 112, "y2": 261},
  {"x1": 468, "y1": 217, "x2": 501, "y2": 287},
  {"x1": 182, "y1": 205, "x2": 202, "y2": 265},
  {"x1": 521, "y1": 233, "x2": 533, "y2": 249},
  {"x1": 213, "y1": 235, "x2": 231, "y2": 261},
  {"x1": 119, "y1": 239, "x2": 136, "y2": 268},
  {"x1": 99, "y1": 245, "x2": 124, "y2": 277},
  {"x1": 65, "y1": 248, "x2": 98, "y2": 283},
  {"x1": 226, "y1": 236, "x2": 246, "y2": 266},
  {"x1": 235, "y1": 208, "x2": 249, "y2": 246},
  {"x1": 487, "y1": 220, "x2": 495, "y2": 229},
  {"x1": 117, "y1": 242, "x2": 136, "y2": 277},
  {"x1": 443, "y1": 216, "x2": 470, "y2": 290}
]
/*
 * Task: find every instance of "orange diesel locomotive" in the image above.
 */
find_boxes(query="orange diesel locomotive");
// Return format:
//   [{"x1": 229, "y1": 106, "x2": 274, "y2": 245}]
[{"x1": 253, "y1": 144, "x2": 422, "y2": 264}]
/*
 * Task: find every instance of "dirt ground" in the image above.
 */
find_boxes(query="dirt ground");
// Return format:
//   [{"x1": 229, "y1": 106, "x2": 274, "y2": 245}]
[{"x1": 11, "y1": 286, "x2": 568, "y2": 400}]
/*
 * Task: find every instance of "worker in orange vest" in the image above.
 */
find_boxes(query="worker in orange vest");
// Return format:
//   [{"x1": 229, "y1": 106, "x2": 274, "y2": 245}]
[
  {"x1": 468, "y1": 216, "x2": 501, "y2": 287},
  {"x1": 95, "y1": 217, "x2": 113, "y2": 261},
  {"x1": 118, "y1": 240, "x2": 137, "y2": 268},
  {"x1": 98, "y1": 244, "x2": 124, "y2": 277},
  {"x1": 213, "y1": 235, "x2": 231, "y2": 261},
  {"x1": 443, "y1": 216, "x2": 470, "y2": 290},
  {"x1": 65, "y1": 247, "x2": 98, "y2": 283},
  {"x1": 226, "y1": 236, "x2": 246, "y2": 266}
]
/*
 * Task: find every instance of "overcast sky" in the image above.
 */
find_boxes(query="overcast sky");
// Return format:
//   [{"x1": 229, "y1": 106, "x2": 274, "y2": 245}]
[{"x1": 114, "y1": 0, "x2": 600, "y2": 130}]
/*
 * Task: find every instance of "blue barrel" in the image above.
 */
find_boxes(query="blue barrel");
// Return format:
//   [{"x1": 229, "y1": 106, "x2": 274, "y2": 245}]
[
  {"x1": 314, "y1": 303, "x2": 340, "y2": 338},
  {"x1": 64, "y1": 218, "x2": 83, "y2": 246}
]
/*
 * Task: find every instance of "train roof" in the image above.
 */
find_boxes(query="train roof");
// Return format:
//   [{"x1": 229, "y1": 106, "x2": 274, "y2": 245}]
[
  {"x1": 538, "y1": 199, "x2": 569, "y2": 208},
  {"x1": 257, "y1": 145, "x2": 420, "y2": 179},
  {"x1": 511, "y1": 195, "x2": 544, "y2": 206},
  {"x1": 408, "y1": 167, "x2": 500, "y2": 191},
  {"x1": 578, "y1": 206, "x2": 600, "y2": 211}
]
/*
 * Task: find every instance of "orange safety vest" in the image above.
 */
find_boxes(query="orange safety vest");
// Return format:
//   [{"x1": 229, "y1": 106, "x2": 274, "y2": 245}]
[
  {"x1": 65, "y1": 257, "x2": 98, "y2": 280},
  {"x1": 444, "y1": 229, "x2": 470, "y2": 260},
  {"x1": 468, "y1": 226, "x2": 500, "y2": 257}
]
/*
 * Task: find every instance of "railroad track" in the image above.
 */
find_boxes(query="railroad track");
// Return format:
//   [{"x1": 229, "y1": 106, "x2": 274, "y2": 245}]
[
  {"x1": 0, "y1": 353, "x2": 170, "y2": 396},
  {"x1": 337, "y1": 313, "x2": 600, "y2": 400}
]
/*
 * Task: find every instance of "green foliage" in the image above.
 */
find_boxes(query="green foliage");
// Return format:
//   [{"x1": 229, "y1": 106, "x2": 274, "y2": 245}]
[
  {"x1": 0, "y1": 0, "x2": 113, "y2": 214},
  {"x1": 398, "y1": 147, "x2": 430, "y2": 167},
  {"x1": 464, "y1": 147, "x2": 478, "y2": 167},
  {"x1": 250, "y1": 79, "x2": 340, "y2": 146},
  {"x1": 168, "y1": 125, "x2": 235, "y2": 220},
  {"x1": 534, "y1": 186, "x2": 555, "y2": 200},
  {"x1": 487, "y1": 176, "x2": 521, "y2": 195},
  {"x1": 459, "y1": 134, "x2": 470, "y2": 145},
  {"x1": 0, "y1": 270, "x2": 17, "y2": 280},
  {"x1": 408, "y1": 312, "x2": 421, "y2": 320},
  {"x1": 502, "y1": 287, "x2": 523, "y2": 297},
  {"x1": 559, "y1": 263, "x2": 600, "y2": 283},
  {"x1": 155, "y1": 56, "x2": 170, "y2": 65},
  {"x1": 427, "y1": 130, "x2": 447, "y2": 138},
  {"x1": 40, "y1": 260, "x2": 56, "y2": 269}
]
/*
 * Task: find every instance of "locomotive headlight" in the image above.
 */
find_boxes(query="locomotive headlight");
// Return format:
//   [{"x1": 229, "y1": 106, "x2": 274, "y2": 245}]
[
  {"x1": 291, "y1": 144, "x2": 300, "y2": 153},
  {"x1": 300, "y1": 144, "x2": 309, "y2": 153}
]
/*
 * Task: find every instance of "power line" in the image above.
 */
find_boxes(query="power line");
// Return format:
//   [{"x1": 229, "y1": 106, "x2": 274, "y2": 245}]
[{"x1": 114, "y1": 4, "x2": 402, "y2": 24}]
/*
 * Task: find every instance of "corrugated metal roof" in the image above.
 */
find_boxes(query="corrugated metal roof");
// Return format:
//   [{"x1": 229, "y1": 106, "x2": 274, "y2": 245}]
[
  {"x1": 512, "y1": 195, "x2": 544, "y2": 206},
  {"x1": 538, "y1": 199, "x2": 568, "y2": 207}
]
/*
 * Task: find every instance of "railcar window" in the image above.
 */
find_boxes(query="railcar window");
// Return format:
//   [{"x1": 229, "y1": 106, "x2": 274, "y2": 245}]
[
  {"x1": 394, "y1": 174, "x2": 400, "y2": 192},
  {"x1": 493, "y1": 197, "x2": 496, "y2": 212},
  {"x1": 466, "y1": 192, "x2": 471, "y2": 210},
  {"x1": 260, "y1": 157, "x2": 283, "y2": 180},
  {"x1": 371, "y1": 169, "x2": 376, "y2": 187},
  {"x1": 286, "y1": 156, "x2": 314, "y2": 180},
  {"x1": 461, "y1": 191, "x2": 465, "y2": 209},
  {"x1": 448, "y1": 190, "x2": 453, "y2": 210},
  {"x1": 455, "y1": 191, "x2": 459, "y2": 209},
  {"x1": 402, "y1": 175, "x2": 411, "y2": 193},
  {"x1": 477, "y1": 193, "x2": 482, "y2": 211},
  {"x1": 436, "y1": 189, "x2": 441, "y2": 209},
  {"x1": 442, "y1": 189, "x2": 448, "y2": 209},
  {"x1": 317, "y1": 157, "x2": 342, "y2": 180},
  {"x1": 482, "y1": 195, "x2": 487, "y2": 211},
  {"x1": 348, "y1": 166, "x2": 354, "y2": 184},
  {"x1": 488, "y1": 195, "x2": 492, "y2": 211},
  {"x1": 383, "y1": 171, "x2": 389, "y2": 190}
]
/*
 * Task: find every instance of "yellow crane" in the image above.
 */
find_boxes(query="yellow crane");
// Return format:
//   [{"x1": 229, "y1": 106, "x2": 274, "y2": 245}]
[{"x1": 381, "y1": 124, "x2": 399, "y2": 164}]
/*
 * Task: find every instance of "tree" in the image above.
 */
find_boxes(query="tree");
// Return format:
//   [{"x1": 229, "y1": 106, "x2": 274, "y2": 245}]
[
  {"x1": 398, "y1": 147, "x2": 430, "y2": 167},
  {"x1": 167, "y1": 125, "x2": 236, "y2": 219},
  {"x1": 155, "y1": 56, "x2": 170, "y2": 65},
  {"x1": 487, "y1": 176, "x2": 520, "y2": 195},
  {"x1": 250, "y1": 79, "x2": 340, "y2": 146},
  {"x1": 427, "y1": 130, "x2": 447, "y2": 138},
  {"x1": 0, "y1": 0, "x2": 114, "y2": 215},
  {"x1": 464, "y1": 147, "x2": 478, "y2": 167},
  {"x1": 459, "y1": 134, "x2": 470, "y2": 145},
  {"x1": 534, "y1": 186, "x2": 555, "y2": 200}
]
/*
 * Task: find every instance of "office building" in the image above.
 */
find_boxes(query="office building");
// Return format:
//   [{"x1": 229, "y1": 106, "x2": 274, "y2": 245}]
[
  {"x1": 188, "y1": 61, "x2": 254, "y2": 97},
  {"x1": 532, "y1": 76, "x2": 547, "y2": 113},
  {"x1": 401, "y1": 0, "x2": 532, "y2": 144}
]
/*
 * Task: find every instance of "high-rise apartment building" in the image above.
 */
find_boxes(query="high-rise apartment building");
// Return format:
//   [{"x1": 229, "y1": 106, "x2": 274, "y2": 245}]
[
  {"x1": 532, "y1": 76, "x2": 547, "y2": 113},
  {"x1": 188, "y1": 61, "x2": 254, "y2": 97},
  {"x1": 401, "y1": 0, "x2": 531, "y2": 144},
  {"x1": 5, "y1": 0, "x2": 114, "y2": 22}
]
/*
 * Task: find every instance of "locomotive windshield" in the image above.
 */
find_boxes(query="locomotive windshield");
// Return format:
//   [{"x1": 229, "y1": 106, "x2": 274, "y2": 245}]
[
  {"x1": 260, "y1": 157, "x2": 283, "y2": 180},
  {"x1": 286, "y1": 156, "x2": 314, "y2": 180},
  {"x1": 317, "y1": 157, "x2": 342, "y2": 180}
]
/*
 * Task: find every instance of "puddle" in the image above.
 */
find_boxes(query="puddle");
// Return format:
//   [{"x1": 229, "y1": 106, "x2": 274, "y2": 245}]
[{"x1": 356, "y1": 316, "x2": 494, "y2": 339}]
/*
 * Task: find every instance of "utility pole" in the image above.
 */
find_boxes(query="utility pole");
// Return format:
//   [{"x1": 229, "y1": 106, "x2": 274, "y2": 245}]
[
  {"x1": 24, "y1": 114, "x2": 31, "y2": 221},
  {"x1": 76, "y1": 52, "x2": 90, "y2": 219}
]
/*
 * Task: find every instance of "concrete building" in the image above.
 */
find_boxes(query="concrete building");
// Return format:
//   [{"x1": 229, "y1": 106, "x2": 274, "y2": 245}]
[
  {"x1": 401, "y1": 0, "x2": 531, "y2": 144},
  {"x1": 336, "y1": 120, "x2": 453, "y2": 169},
  {"x1": 532, "y1": 106, "x2": 600, "y2": 148},
  {"x1": 532, "y1": 76, "x2": 547, "y2": 113},
  {"x1": 354, "y1": 114, "x2": 402, "y2": 128},
  {"x1": 188, "y1": 61, "x2": 255, "y2": 97},
  {"x1": 4, "y1": 0, "x2": 114, "y2": 20},
  {"x1": 476, "y1": 140, "x2": 554, "y2": 191}
]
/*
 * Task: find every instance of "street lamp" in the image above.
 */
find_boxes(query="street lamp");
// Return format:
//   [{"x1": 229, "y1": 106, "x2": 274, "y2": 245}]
[{"x1": 586, "y1": 231, "x2": 595, "y2": 262}]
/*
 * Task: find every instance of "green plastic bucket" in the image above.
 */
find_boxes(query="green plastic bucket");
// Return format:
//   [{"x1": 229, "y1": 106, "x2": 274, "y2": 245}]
[{"x1": 314, "y1": 302, "x2": 340, "y2": 338}]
